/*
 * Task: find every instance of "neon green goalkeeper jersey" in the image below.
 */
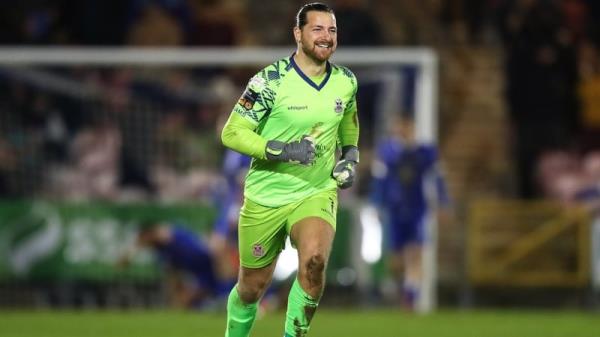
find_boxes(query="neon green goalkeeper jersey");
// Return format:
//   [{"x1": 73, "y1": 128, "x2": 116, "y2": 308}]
[{"x1": 231, "y1": 55, "x2": 358, "y2": 207}]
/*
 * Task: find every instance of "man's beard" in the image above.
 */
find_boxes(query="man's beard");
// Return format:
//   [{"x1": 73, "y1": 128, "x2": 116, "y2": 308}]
[{"x1": 301, "y1": 39, "x2": 335, "y2": 63}]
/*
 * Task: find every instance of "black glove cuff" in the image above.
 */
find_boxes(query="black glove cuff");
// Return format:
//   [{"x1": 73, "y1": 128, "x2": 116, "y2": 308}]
[
  {"x1": 265, "y1": 140, "x2": 285, "y2": 161},
  {"x1": 341, "y1": 145, "x2": 359, "y2": 163}
]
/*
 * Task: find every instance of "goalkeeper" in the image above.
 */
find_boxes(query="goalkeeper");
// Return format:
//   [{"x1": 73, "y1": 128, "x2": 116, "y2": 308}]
[{"x1": 220, "y1": 3, "x2": 359, "y2": 336}]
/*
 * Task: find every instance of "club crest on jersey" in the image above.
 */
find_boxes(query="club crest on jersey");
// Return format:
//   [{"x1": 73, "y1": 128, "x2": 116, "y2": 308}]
[
  {"x1": 334, "y1": 98, "x2": 344, "y2": 115},
  {"x1": 252, "y1": 243, "x2": 265, "y2": 257}
]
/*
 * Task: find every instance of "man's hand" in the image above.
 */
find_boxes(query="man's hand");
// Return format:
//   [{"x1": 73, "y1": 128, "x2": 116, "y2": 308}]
[
  {"x1": 332, "y1": 145, "x2": 359, "y2": 189},
  {"x1": 266, "y1": 135, "x2": 315, "y2": 165}
]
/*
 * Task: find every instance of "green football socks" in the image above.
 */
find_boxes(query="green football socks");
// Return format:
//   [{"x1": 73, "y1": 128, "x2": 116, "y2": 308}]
[
  {"x1": 284, "y1": 278, "x2": 320, "y2": 337},
  {"x1": 225, "y1": 286, "x2": 258, "y2": 337}
]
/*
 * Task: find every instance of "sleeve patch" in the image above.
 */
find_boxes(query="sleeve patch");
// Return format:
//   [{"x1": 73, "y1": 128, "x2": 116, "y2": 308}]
[
  {"x1": 248, "y1": 75, "x2": 266, "y2": 92},
  {"x1": 238, "y1": 88, "x2": 259, "y2": 110},
  {"x1": 237, "y1": 75, "x2": 266, "y2": 110}
]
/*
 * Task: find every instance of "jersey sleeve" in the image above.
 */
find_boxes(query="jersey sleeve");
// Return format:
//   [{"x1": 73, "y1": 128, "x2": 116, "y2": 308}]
[
  {"x1": 221, "y1": 65, "x2": 281, "y2": 159},
  {"x1": 344, "y1": 72, "x2": 358, "y2": 115},
  {"x1": 221, "y1": 112, "x2": 268, "y2": 159},
  {"x1": 338, "y1": 70, "x2": 359, "y2": 147},
  {"x1": 232, "y1": 73, "x2": 277, "y2": 126},
  {"x1": 426, "y1": 146, "x2": 451, "y2": 207}
]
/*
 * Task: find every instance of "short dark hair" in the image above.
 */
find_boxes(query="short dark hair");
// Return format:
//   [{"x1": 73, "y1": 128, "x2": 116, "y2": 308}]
[{"x1": 296, "y1": 2, "x2": 335, "y2": 29}]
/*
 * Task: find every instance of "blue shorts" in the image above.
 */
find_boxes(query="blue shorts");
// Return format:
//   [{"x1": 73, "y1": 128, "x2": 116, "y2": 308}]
[{"x1": 387, "y1": 216, "x2": 426, "y2": 250}]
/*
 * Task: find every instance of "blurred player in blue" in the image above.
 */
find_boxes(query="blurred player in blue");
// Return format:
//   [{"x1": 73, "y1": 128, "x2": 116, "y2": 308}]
[
  {"x1": 120, "y1": 221, "x2": 227, "y2": 309},
  {"x1": 118, "y1": 151, "x2": 250, "y2": 309},
  {"x1": 210, "y1": 149, "x2": 251, "y2": 293},
  {"x1": 370, "y1": 115, "x2": 450, "y2": 310},
  {"x1": 212, "y1": 149, "x2": 286, "y2": 314}
]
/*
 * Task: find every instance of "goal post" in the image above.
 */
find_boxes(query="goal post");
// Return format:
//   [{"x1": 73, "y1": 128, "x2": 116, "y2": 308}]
[{"x1": 0, "y1": 47, "x2": 438, "y2": 312}]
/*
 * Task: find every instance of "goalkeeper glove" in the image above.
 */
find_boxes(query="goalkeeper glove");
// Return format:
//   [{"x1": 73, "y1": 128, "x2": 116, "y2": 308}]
[
  {"x1": 265, "y1": 135, "x2": 316, "y2": 165},
  {"x1": 332, "y1": 145, "x2": 359, "y2": 189}
]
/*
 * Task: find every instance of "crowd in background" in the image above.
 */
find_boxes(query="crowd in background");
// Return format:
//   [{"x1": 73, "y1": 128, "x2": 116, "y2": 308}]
[
  {"x1": 0, "y1": 66, "x2": 235, "y2": 202},
  {"x1": 0, "y1": 0, "x2": 599, "y2": 211}
]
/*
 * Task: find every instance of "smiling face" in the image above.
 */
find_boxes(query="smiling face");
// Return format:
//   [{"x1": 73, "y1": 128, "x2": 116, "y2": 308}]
[{"x1": 294, "y1": 10, "x2": 338, "y2": 63}]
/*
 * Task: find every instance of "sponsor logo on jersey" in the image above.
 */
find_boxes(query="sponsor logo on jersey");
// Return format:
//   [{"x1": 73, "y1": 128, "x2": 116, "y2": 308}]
[
  {"x1": 252, "y1": 243, "x2": 265, "y2": 257},
  {"x1": 288, "y1": 105, "x2": 308, "y2": 110},
  {"x1": 334, "y1": 98, "x2": 344, "y2": 114}
]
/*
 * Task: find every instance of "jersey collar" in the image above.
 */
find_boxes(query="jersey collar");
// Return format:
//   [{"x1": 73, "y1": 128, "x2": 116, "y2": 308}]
[{"x1": 289, "y1": 53, "x2": 332, "y2": 91}]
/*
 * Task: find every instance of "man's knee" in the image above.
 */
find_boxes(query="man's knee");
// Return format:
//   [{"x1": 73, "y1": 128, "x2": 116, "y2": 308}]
[
  {"x1": 306, "y1": 254, "x2": 326, "y2": 273},
  {"x1": 237, "y1": 281, "x2": 266, "y2": 304},
  {"x1": 302, "y1": 253, "x2": 326, "y2": 287},
  {"x1": 237, "y1": 273, "x2": 271, "y2": 304}
]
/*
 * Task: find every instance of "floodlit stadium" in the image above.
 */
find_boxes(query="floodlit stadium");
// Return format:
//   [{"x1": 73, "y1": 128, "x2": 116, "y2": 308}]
[{"x1": 1, "y1": 1, "x2": 600, "y2": 337}]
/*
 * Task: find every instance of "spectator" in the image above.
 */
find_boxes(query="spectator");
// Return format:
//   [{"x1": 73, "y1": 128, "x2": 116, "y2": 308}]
[
  {"x1": 0, "y1": 137, "x2": 17, "y2": 197},
  {"x1": 561, "y1": 0, "x2": 588, "y2": 45},
  {"x1": 583, "y1": 0, "x2": 600, "y2": 45},
  {"x1": 535, "y1": 149, "x2": 580, "y2": 201},
  {"x1": 127, "y1": 4, "x2": 184, "y2": 46},
  {"x1": 187, "y1": 0, "x2": 240, "y2": 46},
  {"x1": 60, "y1": 0, "x2": 130, "y2": 45},
  {"x1": 333, "y1": 0, "x2": 383, "y2": 46},
  {"x1": 537, "y1": 150, "x2": 600, "y2": 210},
  {"x1": 70, "y1": 113, "x2": 122, "y2": 200},
  {"x1": 502, "y1": 0, "x2": 579, "y2": 198},
  {"x1": 578, "y1": 42, "x2": 600, "y2": 151},
  {"x1": 243, "y1": 0, "x2": 296, "y2": 45},
  {"x1": 373, "y1": 0, "x2": 442, "y2": 45},
  {"x1": 575, "y1": 151, "x2": 600, "y2": 213}
]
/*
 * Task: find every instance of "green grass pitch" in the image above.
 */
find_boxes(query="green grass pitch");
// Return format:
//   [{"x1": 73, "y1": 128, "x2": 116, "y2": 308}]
[{"x1": 1, "y1": 309, "x2": 598, "y2": 337}]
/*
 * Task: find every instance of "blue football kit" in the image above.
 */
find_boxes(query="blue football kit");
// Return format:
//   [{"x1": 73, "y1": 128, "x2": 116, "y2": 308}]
[
  {"x1": 371, "y1": 139, "x2": 449, "y2": 249},
  {"x1": 213, "y1": 150, "x2": 251, "y2": 240},
  {"x1": 155, "y1": 227, "x2": 222, "y2": 297}
]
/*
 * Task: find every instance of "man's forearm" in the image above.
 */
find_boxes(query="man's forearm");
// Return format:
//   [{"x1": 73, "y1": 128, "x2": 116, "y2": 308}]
[{"x1": 221, "y1": 113, "x2": 267, "y2": 160}]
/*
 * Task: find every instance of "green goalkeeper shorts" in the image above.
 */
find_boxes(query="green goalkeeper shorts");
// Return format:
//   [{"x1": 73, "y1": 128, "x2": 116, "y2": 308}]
[{"x1": 238, "y1": 188, "x2": 338, "y2": 268}]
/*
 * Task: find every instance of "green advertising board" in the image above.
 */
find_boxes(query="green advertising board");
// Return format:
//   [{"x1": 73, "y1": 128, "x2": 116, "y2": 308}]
[
  {"x1": 0, "y1": 201, "x2": 354, "y2": 284},
  {"x1": 0, "y1": 201, "x2": 217, "y2": 282}
]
